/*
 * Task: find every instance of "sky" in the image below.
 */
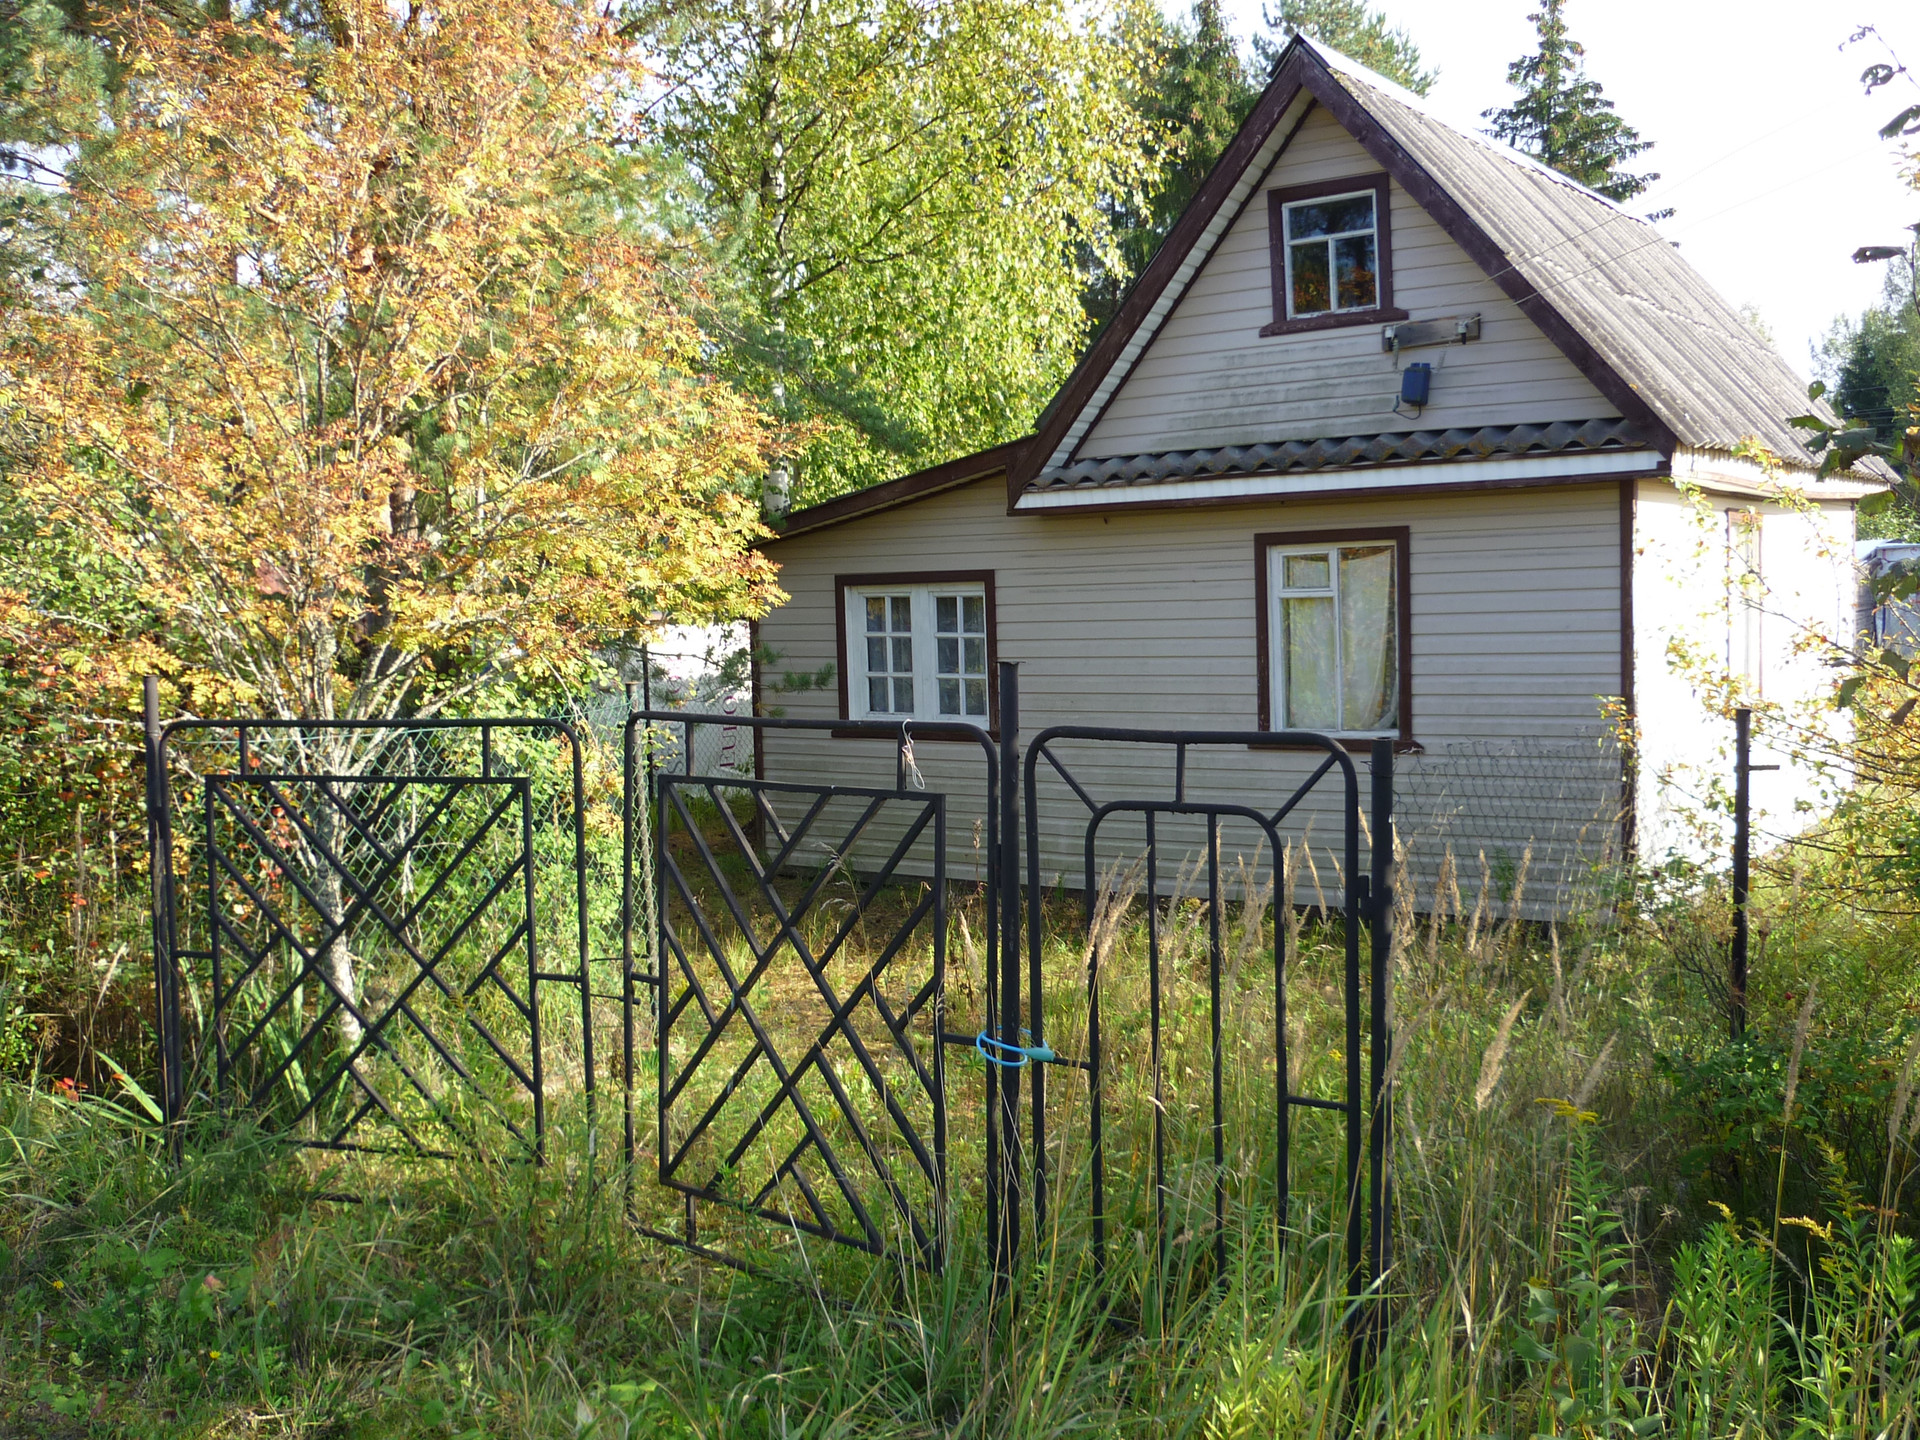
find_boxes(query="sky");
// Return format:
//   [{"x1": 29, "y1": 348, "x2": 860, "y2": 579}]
[{"x1": 1177, "y1": 0, "x2": 1920, "y2": 379}]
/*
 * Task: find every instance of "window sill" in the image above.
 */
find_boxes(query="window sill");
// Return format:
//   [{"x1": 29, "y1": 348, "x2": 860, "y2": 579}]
[
  {"x1": 1259, "y1": 305, "x2": 1408, "y2": 338},
  {"x1": 832, "y1": 724, "x2": 997, "y2": 744},
  {"x1": 1247, "y1": 736, "x2": 1424, "y2": 755}
]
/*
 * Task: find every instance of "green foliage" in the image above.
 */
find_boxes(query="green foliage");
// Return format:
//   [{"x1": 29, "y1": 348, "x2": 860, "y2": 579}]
[
  {"x1": 1508, "y1": 1107, "x2": 1663, "y2": 1437},
  {"x1": 1821, "y1": 269, "x2": 1920, "y2": 453},
  {"x1": 1084, "y1": 0, "x2": 1257, "y2": 335},
  {"x1": 1482, "y1": 0, "x2": 1662, "y2": 209},
  {"x1": 1255, "y1": 0, "x2": 1436, "y2": 96},
  {"x1": 632, "y1": 0, "x2": 1161, "y2": 505}
]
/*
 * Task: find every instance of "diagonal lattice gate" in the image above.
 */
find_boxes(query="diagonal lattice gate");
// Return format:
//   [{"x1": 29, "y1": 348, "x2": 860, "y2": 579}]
[
  {"x1": 635, "y1": 772, "x2": 950, "y2": 1270},
  {"x1": 147, "y1": 700, "x2": 593, "y2": 1167}
]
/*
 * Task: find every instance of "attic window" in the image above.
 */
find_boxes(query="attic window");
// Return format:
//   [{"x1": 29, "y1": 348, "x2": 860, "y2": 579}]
[
  {"x1": 1262, "y1": 173, "x2": 1407, "y2": 338},
  {"x1": 1285, "y1": 191, "x2": 1376, "y2": 314}
]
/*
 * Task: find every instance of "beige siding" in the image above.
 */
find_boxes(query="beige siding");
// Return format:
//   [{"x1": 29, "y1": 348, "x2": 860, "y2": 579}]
[
  {"x1": 1077, "y1": 105, "x2": 1615, "y2": 459},
  {"x1": 758, "y1": 478, "x2": 1628, "y2": 911}
]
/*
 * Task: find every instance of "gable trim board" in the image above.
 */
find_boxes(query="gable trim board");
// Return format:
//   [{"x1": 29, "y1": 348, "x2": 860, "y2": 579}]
[{"x1": 775, "y1": 437, "x2": 1027, "y2": 541}]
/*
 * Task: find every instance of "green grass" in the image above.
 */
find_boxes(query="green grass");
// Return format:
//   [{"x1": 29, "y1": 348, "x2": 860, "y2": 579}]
[{"x1": 3, "y1": 838, "x2": 1920, "y2": 1437}]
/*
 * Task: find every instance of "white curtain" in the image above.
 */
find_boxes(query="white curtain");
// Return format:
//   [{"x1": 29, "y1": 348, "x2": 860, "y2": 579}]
[{"x1": 1339, "y1": 545, "x2": 1396, "y2": 730}]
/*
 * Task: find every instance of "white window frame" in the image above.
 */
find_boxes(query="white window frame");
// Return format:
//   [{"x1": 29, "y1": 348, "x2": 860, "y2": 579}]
[
  {"x1": 1266, "y1": 540, "x2": 1401, "y2": 738},
  {"x1": 1281, "y1": 188, "x2": 1380, "y2": 320},
  {"x1": 844, "y1": 581, "x2": 992, "y2": 726}
]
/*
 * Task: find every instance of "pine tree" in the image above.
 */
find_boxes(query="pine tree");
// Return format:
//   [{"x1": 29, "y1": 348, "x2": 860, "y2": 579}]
[
  {"x1": 1255, "y1": 0, "x2": 1435, "y2": 97},
  {"x1": 1482, "y1": 0, "x2": 1662, "y2": 208}
]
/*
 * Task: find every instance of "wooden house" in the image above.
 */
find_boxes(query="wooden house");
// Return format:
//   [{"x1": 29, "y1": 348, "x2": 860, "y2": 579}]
[{"x1": 747, "y1": 36, "x2": 1880, "y2": 908}]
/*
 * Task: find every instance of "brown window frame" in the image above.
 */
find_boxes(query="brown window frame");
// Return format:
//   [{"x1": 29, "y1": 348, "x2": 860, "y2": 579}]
[
  {"x1": 1253, "y1": 527, "x2": 1414, "y2": 752},
  {"x1": 1261, "y1": 172, "x2": 1409, "y2": 337},
  {"x1": 833, "y1": 570, "x2": 999, "y2": 740}
]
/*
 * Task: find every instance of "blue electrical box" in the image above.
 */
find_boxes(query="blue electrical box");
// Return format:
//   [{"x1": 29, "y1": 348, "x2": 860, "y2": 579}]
[{"x1": 1400, "y1": 362, "x2": 1432, "y2": 407}]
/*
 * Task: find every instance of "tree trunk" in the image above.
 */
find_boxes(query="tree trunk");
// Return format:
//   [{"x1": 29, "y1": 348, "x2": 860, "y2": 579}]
[{"x1": 309, "y1": 770, "x2": 364, "y2": 1052}]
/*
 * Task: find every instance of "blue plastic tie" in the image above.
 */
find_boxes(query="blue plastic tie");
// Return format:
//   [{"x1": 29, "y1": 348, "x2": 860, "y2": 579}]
[{"x1": 974, "y1": 1030, "x2": 1056, "y2": 1068}]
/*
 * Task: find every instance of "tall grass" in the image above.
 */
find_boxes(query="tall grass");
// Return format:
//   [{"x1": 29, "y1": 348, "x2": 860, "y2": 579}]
[{"x1": 2, "y1": 819, "x2": 1919, "y2": 1436}]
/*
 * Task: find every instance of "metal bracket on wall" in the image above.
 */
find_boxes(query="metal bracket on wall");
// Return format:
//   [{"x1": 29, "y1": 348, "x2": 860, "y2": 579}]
[{"x1": 1382, "y1": 313, "x2": 1481, "y2": 353}]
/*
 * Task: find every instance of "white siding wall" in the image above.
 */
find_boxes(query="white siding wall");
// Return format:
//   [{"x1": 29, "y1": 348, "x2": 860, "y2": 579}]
[
  {"x1": 1631, "y1": 476, "x2": 1857, "y2": 861},
  {"x1": 1078, "y1": 105, "x2": 1616, "y2": 460},
  {"x1": 758, "y1": 478, "x2": 1628, "y2": 911}
]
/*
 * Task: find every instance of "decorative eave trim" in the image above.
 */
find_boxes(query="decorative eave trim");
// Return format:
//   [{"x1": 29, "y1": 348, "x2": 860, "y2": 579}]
[
  {"x1": 762, "y1": 438, "x2": 1028, "y2": 543},
  {"x1": 1014, "y1": 447, "x2": 1663, "y2": 513},
  {"x1": 1006, "y1": 37, "x2": 1680, "y2": 510},
  {"x1": 1028, "y1": 418, "x2": 1647, "y2": 491}
]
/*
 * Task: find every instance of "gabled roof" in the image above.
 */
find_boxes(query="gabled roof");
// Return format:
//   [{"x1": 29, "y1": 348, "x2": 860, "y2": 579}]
[{"x1": 1011, "y1": 36, "x2": 1841, "y2": 502}]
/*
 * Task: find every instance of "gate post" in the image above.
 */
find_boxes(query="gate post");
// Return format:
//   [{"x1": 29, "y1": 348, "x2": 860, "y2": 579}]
[
  {"x1": 1367, "y1": 739, "x2": 1395, "y2": 1330},
  {"x1": 992, "y1": 662, "x2": 1021, "y2": 1282},
  {"x1": 143, "y1": 676, "x2": 183, "y2": 1138}
]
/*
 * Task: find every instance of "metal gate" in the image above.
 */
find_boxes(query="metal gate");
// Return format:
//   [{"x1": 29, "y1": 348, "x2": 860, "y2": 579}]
[
  {"x1": 621, "y1": 707, "x2": 1008, "y2": 1275},
  {"x1": 143, "y1": 665, "x2": 1390, "y2": 1300},
  {"x1": 144, "y1": 682, "x2": 594, "y2": 1162},
  {"x1": 1020, "y1": 724, "x2": 1394, "y2": 1309}
]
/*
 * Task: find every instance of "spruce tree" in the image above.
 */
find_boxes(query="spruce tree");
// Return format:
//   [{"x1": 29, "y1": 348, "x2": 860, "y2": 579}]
[
  {"x1": 1256, "y1": 0, "x2": 1435, "y2": 97},
  {"x1": 1084, "y1": 0, "x2": 1256, "y2": 333},
  {"x1": 1482, "y1": 0, "x2": 1662, "y2": 208}
]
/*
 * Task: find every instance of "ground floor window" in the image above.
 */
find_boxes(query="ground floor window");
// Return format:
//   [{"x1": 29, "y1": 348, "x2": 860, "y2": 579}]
[
  {"x1": 1257, "y1": 528, "x2": 1409, "y2": 738},
  {"x1": 837, "y1": 572, "x2": 995, "y2": 725}
]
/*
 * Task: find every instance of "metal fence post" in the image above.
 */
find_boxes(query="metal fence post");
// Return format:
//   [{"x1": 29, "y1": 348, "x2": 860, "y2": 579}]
[
  {"x1": 1731, "y1": 707, "x2": 1749, "y2": 1041},
  {"x1": 994, "y1": 662, "x2": 1021, "y2": 1283},
  {"x1": 143, "y1": 676, "x2": 183, "y2": 1141},
  {"x1": 1368, "y1": 738, "x2": 1395, "y2": 1330}
]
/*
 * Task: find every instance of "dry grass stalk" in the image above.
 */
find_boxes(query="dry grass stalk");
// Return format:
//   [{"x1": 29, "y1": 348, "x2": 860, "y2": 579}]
[
  {"x1": 1226, "y1": 845, "x2": 1274, "y2": 995},
  {"x1": 1282, "y1": 842, "x2": 1302, "y2": 962},
  {"x1": 1498, "y1": 844, "x2": 1533, "y2": 958},
  {"x1": 1474, "y1": 990, "x2": 1530, "y2": 1112},
  {"x1": 1390, "y1": 827, "x2": 1416, "y2": 974},
  {"x1": 1465, "y1": 851, "x2": 1490, "y2": 959},
  {"x1": 1427, "y1": 846, "x2": 1456, "y2": 977},
  {"x1": 1301, "y1": 825, "x2": 1329, "y2": 922},
  {"x1": 1783, "y1": 986, "x2": 1818, "y2": 1119},
  {"x1": 1547, "y1": 924, "x2": 1566, "y2": 1029},
  {"x1": 1082, "y1": 856, "x2": 1145, "y2": 985},
  {"x1": 1572, "y1": 1034, "x2": 1616, "y2": 1110},
  {"x1": 1889, "y1": 1027, "x2": 1920, "y2": 1147}
]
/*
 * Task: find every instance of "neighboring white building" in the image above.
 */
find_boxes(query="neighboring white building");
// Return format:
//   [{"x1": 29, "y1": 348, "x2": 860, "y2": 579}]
[{"x1": 748, "y1": 37, "x2": 1885, "y2": 908}]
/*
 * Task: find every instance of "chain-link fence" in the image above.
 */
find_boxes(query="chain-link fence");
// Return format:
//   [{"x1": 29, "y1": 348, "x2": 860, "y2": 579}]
[{"x1": 1393, "y1": 730, "x2": 1627, "y2": 921}]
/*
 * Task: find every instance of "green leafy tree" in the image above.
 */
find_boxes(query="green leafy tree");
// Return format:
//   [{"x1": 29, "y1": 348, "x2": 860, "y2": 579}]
[
  {"x1": 1482, "y1": 0, "x2": 1661, "y2": 209},
  {"x1": 1255, "y1": 0, "x2": 1435, "y2": 97},
  {"x1": 630, "y1": 0, "x2": 1159, "y2": 505}
]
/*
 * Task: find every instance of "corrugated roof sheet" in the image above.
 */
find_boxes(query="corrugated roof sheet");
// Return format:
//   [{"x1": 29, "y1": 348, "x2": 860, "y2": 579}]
[
  {"x1": 1032, "y1": 418, "x2": 1648, "y2": 490},
  {"x1": 1319, "y1": 56, "x2": 1827, "y2": 464}
]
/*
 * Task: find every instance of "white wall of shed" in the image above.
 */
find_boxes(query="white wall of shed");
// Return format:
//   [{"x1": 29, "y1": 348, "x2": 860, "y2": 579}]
[
  {"x1": 758, "y1": 475, "x2": 1628, "y2": 915},
  {"x1": 1075, "y1": 104, "x2": 1617, "y2": 461},
  {"x1": 1630, "y1": 477, "x2": 1856, "y2": 863}
]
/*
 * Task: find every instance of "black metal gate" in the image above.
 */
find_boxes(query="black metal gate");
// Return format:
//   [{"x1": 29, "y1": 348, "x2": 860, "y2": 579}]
[
  {"x1": 144, "y1": 664, "x2": 1390, "y2": 1302},
  {"x1": 144, "y1": 682, "x2": 594, "y2": 1162},
  {"x1": 621, "y1": 708, "x2": 1007, "y2": 1275},
  {"x1": 1021, "y1": 724, "x2": 1394, "y2": 1310}
]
